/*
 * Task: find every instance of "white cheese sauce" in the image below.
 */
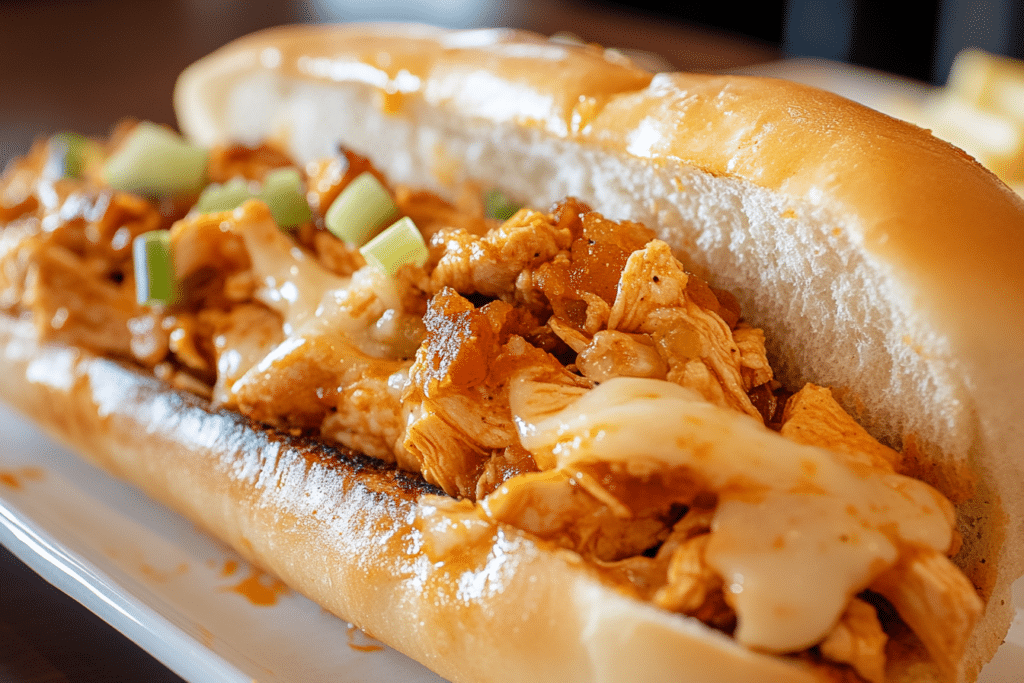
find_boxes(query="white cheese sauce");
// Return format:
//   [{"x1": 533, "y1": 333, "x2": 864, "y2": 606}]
[
  {"x1": 510, "y1": 376, "x2": 955, "y2": 653},
  {"x1": 234, "y1": 200, "x2": 406, "y2": 358}
]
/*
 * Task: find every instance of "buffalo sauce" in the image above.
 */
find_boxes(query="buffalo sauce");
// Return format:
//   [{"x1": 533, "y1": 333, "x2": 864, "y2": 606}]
[
  {"x1": 346, "y1": 623, "x2": 385, "y2": 653},
  {"x1": 214, "y1": 557, "x2": 290, "y2": 607},
  {"x1": 0, "y1": 466, "x2": 44, "y2": 490},
  {"x1": 223, "y1": 565, "x2": 290, "y2": 607}
]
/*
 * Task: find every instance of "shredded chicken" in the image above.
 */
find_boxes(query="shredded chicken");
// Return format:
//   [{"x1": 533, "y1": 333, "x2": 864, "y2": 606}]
[
  {"x1": 818, "y1": 597, "x2": 889, "y2": 683},
  {"x1": 207, "y1": 143, "x2": 295, "y2": 184},
  {"x1": 608, "y1": 241, "x2": 769, "y2": 420},
  {"x1": 430, "y1": 207, "x2": 574, "y2": 300},
  {"x1": 24, "y1": 241, "x2": 140, "y2": 357},
  {"x1": 0, "y1": 155, "x2": 171, "y2": 364},
  {"x1": 518, "y1": 201, "x2": 653, "y2": 323},
  {"x1": 434, "y1": 199, "x2": 772, "y2": 421},
  {"x1": 403, "y1": 288, "x2": 587, "y2": 497},
  {"x1": 870, "y1": 548, "x2": 983, "y2": 680},
  {"x1": 781, "y1": 383, "x2": 902, "y2": 471}
]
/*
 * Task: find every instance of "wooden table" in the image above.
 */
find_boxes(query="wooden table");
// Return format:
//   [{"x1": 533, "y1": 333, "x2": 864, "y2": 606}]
[{"x1": 0, "y1": 2, "x2": 777, "y2": 681}]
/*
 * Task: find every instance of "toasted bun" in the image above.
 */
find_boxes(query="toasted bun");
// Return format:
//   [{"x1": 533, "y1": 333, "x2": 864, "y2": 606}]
[{"x1": 0, "y1": 22, "x2": 1018, "y2": 683}]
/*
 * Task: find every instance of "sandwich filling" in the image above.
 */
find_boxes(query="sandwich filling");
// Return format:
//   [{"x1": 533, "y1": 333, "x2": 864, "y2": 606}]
[{"x1": 0, "y1": 126, "x2": 982, "y2": 682}]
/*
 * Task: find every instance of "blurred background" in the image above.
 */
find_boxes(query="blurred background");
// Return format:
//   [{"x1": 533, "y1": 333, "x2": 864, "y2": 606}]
[
  {"x1": 2, "y1": 0, "x2": 1022, "y2": 169},
  {"x1": 0, "y1": 1, "x2": 1021, "y2": 681}
]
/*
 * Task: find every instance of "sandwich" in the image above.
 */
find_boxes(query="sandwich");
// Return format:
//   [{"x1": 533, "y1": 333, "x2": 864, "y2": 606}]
[{"x1": 0, "y1": 22, "x2": 1022, "y2": 683}]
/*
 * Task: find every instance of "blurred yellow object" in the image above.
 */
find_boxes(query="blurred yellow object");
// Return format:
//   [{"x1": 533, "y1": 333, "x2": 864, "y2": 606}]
[
  {"x1": 945, "y1": 48, "x2": 1024, "y2": 118},
  {"x1": 914, "y1": 49, "x2": 1024, "y2": 191}
]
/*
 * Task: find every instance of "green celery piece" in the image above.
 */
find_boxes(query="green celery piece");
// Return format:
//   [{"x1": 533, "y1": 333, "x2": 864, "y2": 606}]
[
  {"x1": 259, "y1": 167, "x2": 312, "y2": 228},
  {"x1": 324, "y1": 172, "x2": 398, "y2": 246},
  {"x1": 359, "y1": 217, "x2": 428, "y2": 277},
  {"x1": 194, "y1": 177, "x2": 254, "y2": 214},
  {"x1": 483, "y1": 187, "x2": 522, "y2": 221},
  {"x1": 133, "y1": 230, "x2": 176, "y2": 306},
  {"x1": 104, "y1": 122, "x2": 208, "y2": 196},
  {"x1": 46, "y1": 132, "x2": 89, "y2": 179}
]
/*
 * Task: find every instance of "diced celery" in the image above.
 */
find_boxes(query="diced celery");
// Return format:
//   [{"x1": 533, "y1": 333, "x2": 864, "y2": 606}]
[
  {"x1": 483, "y1": 187, "x2": 522, "y2": 221},
  {"x1": 133, "y1": 230, "x2": 176, "y2": 305},
  {"x1": 104, "y1": 122, "x2": 208, "y2": 196},
  {"x1": 193, "y1": 169, "x2": 310, "y2": 229},
  {"x1": 194, "y1": 177, "x2": 253, "y2": 214},
  {"x1": 259, "y1": 167, "x2": 312, "y2": 228},
  {"x1": 324, "y1": 172, "x2": 398, "y2": 246},
  {"x1": 45, "y1": 132, "x2": 89, "y2": 179},
  {"x1": 359, "y1": 217, "x2": 428, "y2": 276}
]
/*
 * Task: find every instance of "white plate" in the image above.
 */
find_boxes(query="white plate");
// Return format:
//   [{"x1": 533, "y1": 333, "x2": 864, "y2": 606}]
[{"x1": 0, "y1": 401, "x2": 1022, "y2": 682}]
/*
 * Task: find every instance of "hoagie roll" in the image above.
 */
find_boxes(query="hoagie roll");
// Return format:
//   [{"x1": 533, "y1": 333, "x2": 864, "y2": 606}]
[{"x1": 0, "y1": 22, "x2": 1022, "y2": 683}]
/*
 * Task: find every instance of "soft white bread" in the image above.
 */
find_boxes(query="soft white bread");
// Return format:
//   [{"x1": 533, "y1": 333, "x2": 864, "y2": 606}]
[{"x1": 174, "y1": 22, "x2": 1024, "y2": 681}]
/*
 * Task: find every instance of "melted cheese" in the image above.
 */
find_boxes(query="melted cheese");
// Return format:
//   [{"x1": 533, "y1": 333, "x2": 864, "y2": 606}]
[
  {"x1": 233, "y1": 200, "x2": 406, "y2": 359},
  {"x1": 510, "y1": 376, "x2": 955, "y2": 653}
]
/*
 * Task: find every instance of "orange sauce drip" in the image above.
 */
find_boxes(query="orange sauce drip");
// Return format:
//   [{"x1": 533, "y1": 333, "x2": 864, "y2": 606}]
[
  {"x1": 0, "y1": 467, "x2": 45, "y2": 490},
  {"x1": 139, "y1": 561, "x2": 189, "y2": 583},
  {"x1": 196, "y1": 624, "x2": 215, "y2": 649},
  {"x1": 224, "y1": 567, "x2": 290, "y2": 607},
  {"x1": 347, "y1": 623, "x2": 385, "y2": 653}
]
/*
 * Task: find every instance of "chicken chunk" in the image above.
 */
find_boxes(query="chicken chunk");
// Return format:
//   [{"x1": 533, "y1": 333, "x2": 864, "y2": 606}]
[
  {"x1": 473, "y1": 443, "x2": 540, "y2": 499},
  {"x1": 870, "y1": 548, "x2": 983, "y2": 681},
  {"x1": 170, "y1": 209, "x2": 252, "y2": 306},
  {"x1": 732, "y1": 324, "x2": 773, "y2": 391},
  {"x1": 780, "y1": 383, "x2": 901, "y2": 471},
  {"x1": 321, "y1": 368, "x2": 412, "y2": 464},
  {"x1": 608, "y1": 241, "x2": 768, "y2": 420},
  {"x1": 818, "y1": 597, "x2": 888, "y2": 683},
  {"x1": 404, "y1": 288, "x2": 587, "y2": 497},
  {"x1": 231, "y1": 334, "x2": 405, "y2": 432},
  {"x1": 210, "y1": 303, "x2": 284, "y2": 408},
  {"x1": 519, "y1": 202, "x2": 653, "y2": 325},
  {"x1": 430, "y1": 207, "x2": 575, "y2": 300},
  {"x1": 481, "y1": 468, "x2": 680, "y2": 562},
  {"x1": 574, "y1": 329, "x2": 669, "y2": 382},
  {"x1": 654, "y1": 534, "x2": 719, "y2": 615}
]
